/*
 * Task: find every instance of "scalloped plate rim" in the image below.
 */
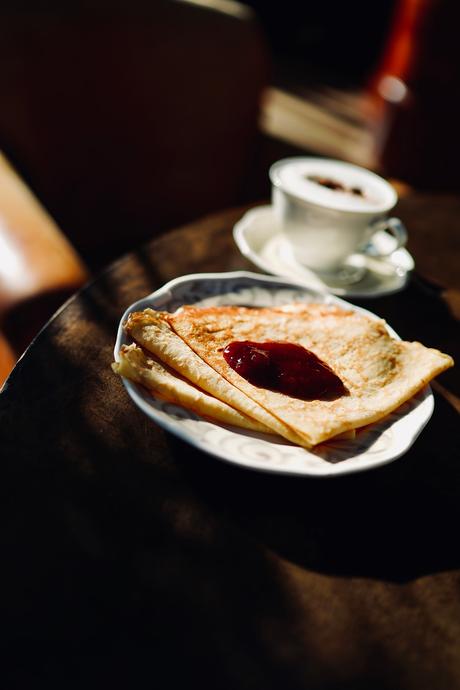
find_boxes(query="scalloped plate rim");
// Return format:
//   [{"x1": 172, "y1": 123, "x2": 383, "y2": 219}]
[{"x1": 114, "y1": 271, "x2": 433, "y2": 477}]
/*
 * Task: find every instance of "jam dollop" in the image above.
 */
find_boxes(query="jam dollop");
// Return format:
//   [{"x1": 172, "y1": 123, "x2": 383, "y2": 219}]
[{"x1": 223, "y1": 341, "x2": 347, "y2": 401}]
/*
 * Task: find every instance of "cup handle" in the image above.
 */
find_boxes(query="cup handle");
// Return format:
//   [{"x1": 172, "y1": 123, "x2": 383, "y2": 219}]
[{"x1": 365, "y1": 217, "x2": 408, "y2": 257}]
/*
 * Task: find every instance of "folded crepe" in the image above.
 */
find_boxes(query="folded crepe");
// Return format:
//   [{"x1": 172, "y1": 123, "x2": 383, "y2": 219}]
[
  {"x1": 112, "y1": 343, "x2": 271, "y2": 433},
  {"x1": 114, "y1": 303, "x2": 453, "y2": 448},
  {"x1": 120, "y1": 309, "x2": 316, "y2": 446},
  {"x1": 164, "y1": 303, "x2": 453, "y2": 446}
]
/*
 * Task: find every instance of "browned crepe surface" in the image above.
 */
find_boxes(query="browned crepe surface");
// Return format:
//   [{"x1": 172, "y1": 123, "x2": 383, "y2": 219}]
[
  {"x1": 121, "y1": 309, "x2": 314, "y2": 446},
  {"x1": 166, "y1": 304, "x2": 453, "y2": 446},
  {"x1": 112, "y1": 343, "x2": 269, "y2": 433}
]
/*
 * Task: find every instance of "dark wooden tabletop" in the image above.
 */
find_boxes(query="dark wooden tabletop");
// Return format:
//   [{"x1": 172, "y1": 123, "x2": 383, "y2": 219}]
[{"x1": 1, "y1": 198, "x2": 459, "y2": 690}]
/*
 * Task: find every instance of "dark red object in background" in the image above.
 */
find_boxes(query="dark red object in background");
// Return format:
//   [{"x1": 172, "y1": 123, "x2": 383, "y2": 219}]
[{"x1": 376, "y1": 0, "x2": 460, "y2": 191}]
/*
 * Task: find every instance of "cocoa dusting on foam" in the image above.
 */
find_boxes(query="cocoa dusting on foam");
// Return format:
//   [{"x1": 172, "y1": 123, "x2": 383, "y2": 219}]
[{"x1": 307, "y1": 175, "x2": 365, "y2": 198}]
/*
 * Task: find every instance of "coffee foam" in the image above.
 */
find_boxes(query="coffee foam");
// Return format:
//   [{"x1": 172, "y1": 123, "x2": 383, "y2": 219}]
[{"x1": 270, "y1": 158, "x2": 396, "y2": 213}]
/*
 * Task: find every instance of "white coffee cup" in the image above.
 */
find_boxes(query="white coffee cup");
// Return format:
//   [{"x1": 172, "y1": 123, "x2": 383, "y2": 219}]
[{"x1": 269, "y1": 157, "x2": 407, "y2": 283}]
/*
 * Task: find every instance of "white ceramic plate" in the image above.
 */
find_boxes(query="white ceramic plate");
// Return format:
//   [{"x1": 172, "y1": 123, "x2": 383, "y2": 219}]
[
  {"x1": 233, "y1": 205, "x2": 415, "y2": 298},
  {"x1": 114, "y1": 271, "x2": 433, "y2": 477}
]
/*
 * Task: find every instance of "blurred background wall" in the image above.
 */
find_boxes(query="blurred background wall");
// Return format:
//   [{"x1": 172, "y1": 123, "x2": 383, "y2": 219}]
[
  {"x1": 1, "y1": 0, "x2": 460, "y2": 376},
  {"x1": 238, "y1": 0, "x2": 398, "y2": 88},
  {"x1": 2, "y1": 0, "x2": 458, "y2": 270}
]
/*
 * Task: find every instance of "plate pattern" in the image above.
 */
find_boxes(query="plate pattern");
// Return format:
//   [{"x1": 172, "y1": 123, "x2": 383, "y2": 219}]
[{"x1": 115, "y1": 272, "x2": 433, "y2": 477}]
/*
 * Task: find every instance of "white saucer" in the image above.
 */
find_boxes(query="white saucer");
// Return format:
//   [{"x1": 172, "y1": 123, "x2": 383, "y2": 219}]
[{"x1": 233, "y1": 205, "x2": 414, "y2": 298}]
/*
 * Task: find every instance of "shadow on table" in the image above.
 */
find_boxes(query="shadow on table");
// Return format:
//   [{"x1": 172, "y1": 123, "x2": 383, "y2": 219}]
[
  {"x1": 2, "y1": 345, "x2": 337, "y2": 690},
  {"x1": 0, "y1": 309, "x2": 457, "y2": 688},
  {"x1": 170, "y1": 388, "x2": 460, "y2": 584}
]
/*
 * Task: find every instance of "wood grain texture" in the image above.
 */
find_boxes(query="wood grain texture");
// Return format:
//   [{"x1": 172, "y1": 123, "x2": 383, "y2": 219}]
[
  {"x1": 0, "y1": 151, "x2": 88, "y2": 313},
  {"x1": 0, "y1": 201, "x2": 459, "y2": 689},
  {"x1": 0, "y1": 330, "x2": 15, "y2": 385}
]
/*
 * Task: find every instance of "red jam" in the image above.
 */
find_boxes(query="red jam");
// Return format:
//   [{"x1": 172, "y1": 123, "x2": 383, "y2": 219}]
[{"x1": 223, "y1": 341, "x2": 347, "y2": 401}]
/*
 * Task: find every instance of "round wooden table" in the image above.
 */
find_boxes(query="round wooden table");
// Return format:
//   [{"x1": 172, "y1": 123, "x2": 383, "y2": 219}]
[{"x1": 1, "y1": 198, "x2": 459, "y2": 689}]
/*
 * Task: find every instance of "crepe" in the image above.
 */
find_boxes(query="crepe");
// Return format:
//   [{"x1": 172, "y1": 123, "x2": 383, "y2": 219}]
[
  {"x1": 166, "y1": 303, "x2": 454, "y2": 446},
  {"x1": 121, "y1": 309, "x2": 315, "y2": 446},
  {"x1": 112, "y1": 343, "x2": 271, "y2": 433}
]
